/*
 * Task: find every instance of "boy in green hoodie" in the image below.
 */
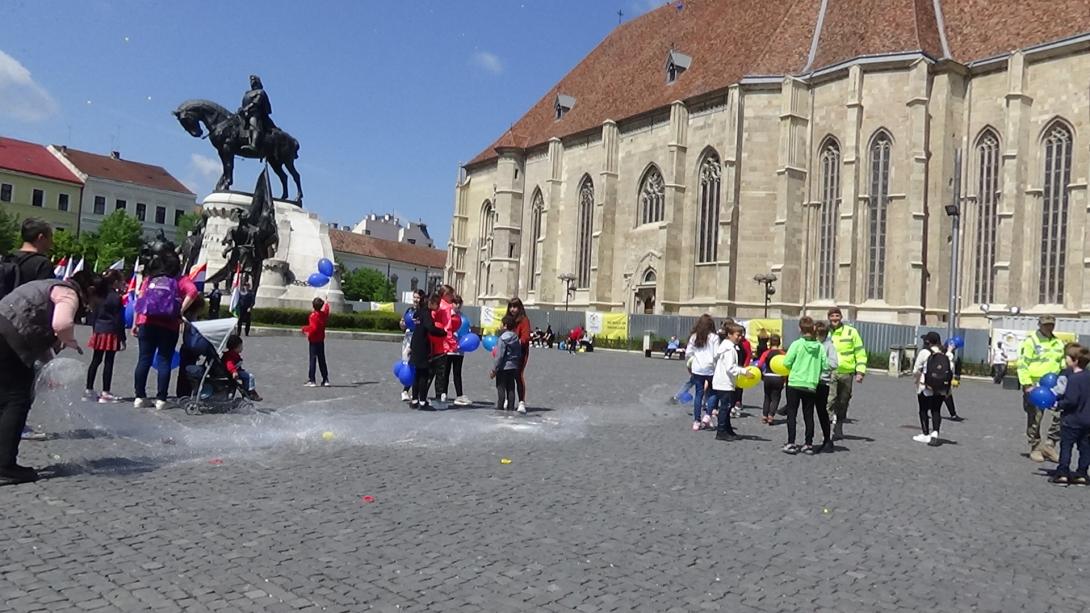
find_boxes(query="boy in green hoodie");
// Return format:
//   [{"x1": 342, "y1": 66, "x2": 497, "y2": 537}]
[{"x1": 782, "y1": 317, "x2": 828, "y2": 455}]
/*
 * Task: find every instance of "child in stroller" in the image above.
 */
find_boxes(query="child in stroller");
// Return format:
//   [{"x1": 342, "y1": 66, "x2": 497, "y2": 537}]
[{"x1": 181, "y1": 317, "x2": 255, "y2": 414}]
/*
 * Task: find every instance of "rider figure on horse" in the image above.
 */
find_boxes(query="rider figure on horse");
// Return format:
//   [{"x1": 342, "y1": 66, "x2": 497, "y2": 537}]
[{"x1": 239, "y1": 75, "x2": 273, "y2": 153}]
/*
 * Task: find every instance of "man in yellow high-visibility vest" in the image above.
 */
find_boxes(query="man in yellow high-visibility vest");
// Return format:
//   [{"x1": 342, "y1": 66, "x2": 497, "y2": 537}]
[
  {"x1": 827, "y1": 307, "x2": 867, "y2": 440},
  {"x1": 1018, "y1": 315, "x2": 1065, "y2": 463}
]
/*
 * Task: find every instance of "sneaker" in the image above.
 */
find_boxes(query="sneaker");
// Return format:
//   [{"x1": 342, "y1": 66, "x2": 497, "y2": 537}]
[
  {"x1": 98, "y1": 392, "x2": 119, "y2": 404},
  {"x1": 304, "y1": 381, "x2": 318, "y2": 388},
  {"x1": 0, "y1": 464, "x2": 39, "y2": 484},
  {"x1": 802, "y1": 444, "x2": 815, "y2": 455},
  {"x1": 833, "y1": 423, "x2": 845, "y2": 441},
  {"x1": 401, "y1": 391, "x2": 411, "y2": 402},
  {"x1": 782, "y1": 443, "x2": 799, "y2": 455},
  {"x1": 715, "y1": 431, "x2": 740, "y2": 441},
  {"x1": 154, "y1": 399, "x2": 171, "y2": 411},
  {"x1": 913, "y1": 433, "x2": 932, "y2": 444},
  {"x1": 928, "y1": 431, "x2": 941, "y2": 447},
  {"x1": 134, "y1": 397, "x2": 151, "y2": 409},
  {"x1": 692, "y1": 421, "x2": 701, "y2": 432},
  {"x1": 701, "y1": 413, "x2": 712, "y2": 428},
  {"x1": 441, "y1": 393, "x2": 448, "y2": 403},
  {"x1": 948, "y1": 414, "x2": 964, "y2": 422},
  {"x1": 818, "y1": 440, "x2": 834, "y2": 454},
  {"x1": 1030, "y1": 447, "x2": 1045, "y2": 463},
  {"x1": 249, "y1": 392, "x2": 263, "y2": 402},
  {"x1": 20, "y1": 427, "x2": 47, "y2": 441},
  {"x1": 1050, "y1": 473, "x2": 1070, "y2": 486},
  {"x1": 1041, "y1": 444, "x2": 1060, "y2": 463},
  {"x1": 730, "y1": 407, "x2": 742, "y2": 419},
  {"x1": 420, "y1": 402, "x2": 433, "y2": 410},
  {"x1": 454, "y1": 396, "x2": 471, "y2": 406},
  {"x1": 517, "y1": 401, "x2": 527, "y2": 414},
  {"x1": 410, "y1": 400, "x2": 419, "y2": 409},
  {"x1": 321, "y1": 381, "x2": 331, "y2": 387},
  {"x1": 82, "y1": 389, "x2": 98, "y2": 401},
  {"x1": 1072, "y1": 475, "x2": 1089, "y2": 487}
]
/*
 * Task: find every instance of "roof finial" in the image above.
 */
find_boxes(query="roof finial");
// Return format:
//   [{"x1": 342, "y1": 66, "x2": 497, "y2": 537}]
[{"x1": 617, "y1": 8, "x2": 624, "y2": 24}]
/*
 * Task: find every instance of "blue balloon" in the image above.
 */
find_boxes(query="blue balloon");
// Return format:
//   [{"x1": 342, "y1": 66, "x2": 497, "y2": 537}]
[
  {"x1": 123, "y1": 299, "x2": 135, "y2": 328},
  {"x1": 1029, "y1": 386, "x2": 1057, "y2": 410},
  {"x1": 949, "y1": 335, "x2": 965, "y2": 349},
  {"x1": 482, "y1": 334, "x2": 498, "y2": 351},
  {"x1": 152, "y1": 348, "x2": 181, "y2": 370},
  {"x1": 458, "y1": 333, "x2": 481, "y2": 353},
  {"x1": 396, "y1": 362, "x2": 416, "y2": 387},
  {"x1": 1039, "y1": 373, "x2": 1059, "y2": 390},
  {"x1": 457, "y1": 317, "x2": 472, "y2": 337},
  {"x1": 403, "y1": 311, "x2": 416, "y2": 331},
  {"x1": 392, "y1": 360, "x2": 404, "y2": 377},
  {"x1": 317, "y1": 258, "x2": 335, "y2": 277},
  {"x1": 308, "y1": 272, "x2": 330, "y2": 288},
  {"x1": 679, "y1": 391, "x2": 694, "y2": 404}
]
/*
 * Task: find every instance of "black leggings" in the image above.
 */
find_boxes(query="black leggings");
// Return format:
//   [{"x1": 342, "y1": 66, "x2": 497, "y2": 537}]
[
  {"x1": 86, "y1": 349, "x2": 116, "y2": 393},
  {"x1": 411, "y1": 366, "x2": 432, "y2": 404},
  {"x1": 918, "y1": 393, "x2": 944, "y2": 435},
  {"x1": 807, "y1": 382, "x2": 832, "y2": 444},
  {"x1": 496, "y1": 370, "x2": 517, "y2": 410},
  {"x1": 784, "y1": 386, "x2": 817, "y2": 445},
  {"x1": 431, "y1": 355, "x2": 449, "y2": 399},
  {"x1": 762, "y1": 379, "x2": 783, "y2": 418},
  {"x1": 943, "y1": 394, "x2": 958, "y2": 417},
  {"x1": 448, "y1": 354, "x2": 464, "y2": 397}
]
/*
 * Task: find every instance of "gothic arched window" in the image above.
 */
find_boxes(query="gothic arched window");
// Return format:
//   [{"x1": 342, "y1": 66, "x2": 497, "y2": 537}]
[
  {"x1": 1040, "y1": 121, "x2": 1073, "y2": 304},
  {"x1": 866, "y1": 130, "x2": 892, "y2": 300},
  {"x1": 529, "y1": 189, "x2": 544, "y2": 291},
  {"x1": 697, "y1": 153, "x2": 720, "y2": 263},
  {"x1": 638, "y1": 166, "x2": 665, "y2": 225},
  {"x1": 576, "y1": 177, "x2": 594, "y2": 288},
  {"x1": 973, "y1": 129, "x2": 1000, "y2": 305},
  {"x1": 817, "y1": 138, "x2": 841, "y2": 300}
]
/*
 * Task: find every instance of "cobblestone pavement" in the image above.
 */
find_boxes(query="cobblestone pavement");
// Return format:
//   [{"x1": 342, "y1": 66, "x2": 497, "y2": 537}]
[{"x1": 2, "y1": 334, "x2": 1088, "y2": 612}]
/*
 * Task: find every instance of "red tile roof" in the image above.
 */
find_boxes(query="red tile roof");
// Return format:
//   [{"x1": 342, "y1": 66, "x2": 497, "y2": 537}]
[
  {"x1": 468, "y1": 0, "x2": 1090, "y2": 166},
  {"x1": 0, "y1": 137, "x2": 83, "y2": 185},
  {"x1": 330, "y1": 229, "x2": 447, "y2": 269},
  {"x1": 55, "y1": 147, "x2": 194, "y2": 195}
]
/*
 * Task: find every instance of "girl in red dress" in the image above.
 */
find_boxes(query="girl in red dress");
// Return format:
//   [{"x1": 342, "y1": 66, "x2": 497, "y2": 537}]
[{"x1": 85, "y1": 270, "x2": 127, "y2": 403}]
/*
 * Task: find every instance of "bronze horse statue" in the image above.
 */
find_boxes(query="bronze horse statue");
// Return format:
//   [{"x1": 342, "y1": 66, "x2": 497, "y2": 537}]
[{"x1": 173, "y1": 99, "x2": 303, "y2": 203}]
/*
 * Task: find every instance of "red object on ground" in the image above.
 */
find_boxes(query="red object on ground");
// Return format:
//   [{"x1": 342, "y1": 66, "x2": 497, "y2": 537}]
[
  {"x1": 209, "y1": 458, "x2": 224, "y2": 465},
  {"x1": 361, "y1": 495, "x2": 375, "y2": 503}
]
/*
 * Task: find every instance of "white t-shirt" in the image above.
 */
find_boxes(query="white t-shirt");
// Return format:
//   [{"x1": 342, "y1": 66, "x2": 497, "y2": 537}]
[
  {"x1": 914, "y1": 346, "x2": 941, "y2": 396},
  {"x1": 686, "y1": 333, "x2": 719, "y2": 376}
]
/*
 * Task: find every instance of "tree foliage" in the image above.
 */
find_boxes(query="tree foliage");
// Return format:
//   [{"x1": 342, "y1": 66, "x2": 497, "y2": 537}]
[
  {"x1": 51, "y1": 229, "x2": 81, "y2": 260},
  {"x1": 0, "y1": 210, "x2": 20, "y2": 255},
  {"x1": 341, "y1": 267, "x2": 395, "y2": 302},
  {"x1": 96, "y1": 210, "x2": 144, "y2": 269},
  {"x1": 175, "y1": 211, "x2": 202, "y2": 242}
]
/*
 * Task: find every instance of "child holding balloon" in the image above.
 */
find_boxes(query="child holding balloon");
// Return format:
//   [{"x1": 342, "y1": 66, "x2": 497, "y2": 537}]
[
  {"x1": 710, "y1": 323, "x2": 749, "y2": 440},
  {"x1": 756, "y1": 334, "x2": 785, "y2": 425},
  {"x1": 1050, "y1": 344, "x2": 1090, "y2": 485},
  {"x1": 302, "y1": 297, "x2": 331, "y2": 387},
  {"x1": 399, "y1": 290, "x2": 426, "y2": 402},
  {"x1": 408, "y1": 293, "x2": 446, "y2": 409}
]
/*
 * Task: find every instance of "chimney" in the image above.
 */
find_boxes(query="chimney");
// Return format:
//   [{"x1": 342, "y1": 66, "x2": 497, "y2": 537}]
[
  {"x1": 60, "y1": 145, "x2": 68, "y2": 153},
  {"x1": 110, "y1": 151, "x2": 120, "y2": 160}
]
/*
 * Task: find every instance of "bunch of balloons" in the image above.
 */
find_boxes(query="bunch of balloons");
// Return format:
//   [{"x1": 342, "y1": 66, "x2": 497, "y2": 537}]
[
  {"x1": 391, "y1": 361, "x2": 415, "y2": 387},
  {"x1": 307, "y1": 258, "x2": 335, "y2": 288},
  {"x1": 1028, "y1": 372, "x2": 1059, "y2": 410}
]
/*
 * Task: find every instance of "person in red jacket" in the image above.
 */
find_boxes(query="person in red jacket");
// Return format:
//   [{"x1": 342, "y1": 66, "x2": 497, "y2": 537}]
[
  {"x1": 429, "y1": 285, "x2": 456, "y2": 407},
  {"x1": 223, "y1": 334, "x2": 261, "y2": 401},
  {"x1": 301, "y1": 296, "x2": 330, "y2": 387},
  {"x1": 505, "y1": 297, "x2": 531, "y2": 413}
]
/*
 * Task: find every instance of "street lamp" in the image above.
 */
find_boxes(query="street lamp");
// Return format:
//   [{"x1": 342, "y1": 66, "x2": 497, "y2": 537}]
[
  {"x1": 945, "y1": 148, "x2": 963, "y2": 339},
  {"x1": 558, "y1": 273, "x2": 577, "y2": 311},
  {"x1": 753, "y1": 273, "x2": 777, "y2": 318}
]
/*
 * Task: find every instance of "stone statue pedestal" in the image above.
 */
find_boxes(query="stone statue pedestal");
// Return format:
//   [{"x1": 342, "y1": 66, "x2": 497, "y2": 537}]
[{"x1": 199, "y1": 191, "x2": 346, "y2": 311}]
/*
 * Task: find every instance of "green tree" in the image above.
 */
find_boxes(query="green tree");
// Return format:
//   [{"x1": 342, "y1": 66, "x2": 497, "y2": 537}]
[
  {"x1": 175, "y1": 210, "x2": 202, "y2": 242},
  {"x1": 51, "y1": 229, "x2": 81, "y2": 260},
  {"x1": 95, "y1": 210, "x2": 143, "y2": 270},
  {"x1": 0, "y1": 209, "x2": 20, "y2": 255},
  {"x1": 341, "y1": 267, "x2": 395, "y2": 302}
]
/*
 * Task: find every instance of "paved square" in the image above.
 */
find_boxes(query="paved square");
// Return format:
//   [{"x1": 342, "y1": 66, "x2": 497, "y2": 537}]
[{"x1": 2, "y1": 335, "x2": 1088, "y2": 612}]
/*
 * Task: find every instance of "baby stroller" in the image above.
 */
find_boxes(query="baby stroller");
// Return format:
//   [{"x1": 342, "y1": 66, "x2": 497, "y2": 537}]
[{"x1": 181, "y1": 317, "x2": 252, "y2": 415}]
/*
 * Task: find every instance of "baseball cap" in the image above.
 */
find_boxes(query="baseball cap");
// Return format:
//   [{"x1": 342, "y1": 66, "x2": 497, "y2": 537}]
[
  {"x1": 1039, "y1": 314, "x2": 1056, "y2": 324},
  {"x1": 921, "y1": 331, "x2": 942, "y2": 345}
]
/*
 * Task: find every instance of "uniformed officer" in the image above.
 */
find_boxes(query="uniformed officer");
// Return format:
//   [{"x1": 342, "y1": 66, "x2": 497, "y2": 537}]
[
  {"x1": 827, "y1": 307, "x2": 867, "y2": 440},
  {"x1": 1018, "y1": 314, "x2": 1065, "y2": 462}
]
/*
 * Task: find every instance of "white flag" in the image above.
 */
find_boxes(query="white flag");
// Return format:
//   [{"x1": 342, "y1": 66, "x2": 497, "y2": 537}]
[{"x1": 108, "y1": 258, "x2": 125, "y2": 271}]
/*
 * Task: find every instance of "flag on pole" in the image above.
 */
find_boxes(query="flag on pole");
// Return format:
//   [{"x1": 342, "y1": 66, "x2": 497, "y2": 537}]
[
  {"x1": 108, "y1": 258, "x2": 125, "y2": 271},
  {"x1": 63, "y1": 258, "x2": 75, "y2": 279},
  {"x1": 228, "y1": 263, "x2": 242, "y2": 316},
  {"x1": 65, "y1": 258, "x2": 84, "y2": 279},
  {"x1": 53, "y1": 257, "x2": 68, "y2": 279}
]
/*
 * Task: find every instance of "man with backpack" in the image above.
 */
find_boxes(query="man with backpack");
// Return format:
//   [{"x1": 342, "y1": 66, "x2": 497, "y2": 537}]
[
  {"x1": 913, "y1": 331, "x2": 952, "y2": 447},
  {"x1": 0, "y1": 218, "x2": 55, "y2": 297}
]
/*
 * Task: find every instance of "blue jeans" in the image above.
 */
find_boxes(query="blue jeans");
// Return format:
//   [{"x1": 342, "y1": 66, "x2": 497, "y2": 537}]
[
  {"x1": 1057, "y1": 423, "x2": 1090, "y2": 476},
  {"x1": 135, "y1": 325, "x2": 179, "y2": 401},
  {"x1": 692, "y1": 374, "x2": 713, "y2": 422},
  {"x1": 709, "y1": 389, "x2": 736, "y2": 433}
]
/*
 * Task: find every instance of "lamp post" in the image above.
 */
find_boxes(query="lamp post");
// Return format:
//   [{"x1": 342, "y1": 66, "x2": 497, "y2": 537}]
[
  {"x1": 558, "y1": 273, "x2": 577, "y2": 311},
  {"x1": 945, "y1": 148, "x2": 963, "y2": 341},
  {"x1": 753, "y1": 273, "x2": 777, "y2": 318}
]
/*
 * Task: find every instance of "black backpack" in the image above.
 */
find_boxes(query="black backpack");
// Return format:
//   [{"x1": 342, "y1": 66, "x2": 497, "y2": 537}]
[
  {"x1": 924, "y1": 351, "x2": 953, "y2": 394},
  {"x1": 0, "y1": 252, "x2": 34, "y2": 300}
]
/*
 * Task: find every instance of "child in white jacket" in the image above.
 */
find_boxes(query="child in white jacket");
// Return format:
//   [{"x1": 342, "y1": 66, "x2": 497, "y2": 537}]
[{"x1": 711, "y1": 323, "x2": 750, "y2": 441}]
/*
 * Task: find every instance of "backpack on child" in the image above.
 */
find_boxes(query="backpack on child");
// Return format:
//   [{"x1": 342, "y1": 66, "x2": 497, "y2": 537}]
[
  {"x1": 136, "y1": 275, "x2": 181, "y2": 319},
  {"x1": 924, "y1": 350, "x2": 953, "y2": 394}
]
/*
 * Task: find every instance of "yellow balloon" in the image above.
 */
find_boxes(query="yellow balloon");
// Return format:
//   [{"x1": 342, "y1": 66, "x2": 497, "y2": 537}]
[
  {"x1": 770, "y1": 354, "x2": 790, "y2": 376},
  {"x1": 321, "y1": 431, "x2": 334, "y2": 441},
  {"x1": 736, "y1": 366, "x2": 762, "y2": 390}
]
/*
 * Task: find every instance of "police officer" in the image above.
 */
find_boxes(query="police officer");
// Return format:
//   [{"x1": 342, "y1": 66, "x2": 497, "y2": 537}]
[
  {"x1": 1018, "y1": 314, "x2": 1065, "y2": 463},
  {"x1": 827, "y1": 307, "x2": 867, "y2": 440}
]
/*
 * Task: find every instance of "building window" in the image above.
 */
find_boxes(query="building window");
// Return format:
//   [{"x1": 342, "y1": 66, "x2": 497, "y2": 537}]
[
  {"x1": 57, "y1": 193, "x2": 69, "y2": 211},
  {"x1": 529, "y1": 189, "x2": 544, "y2": 290},
  {"x1": 478, "y1": 200, "x2": 495, "y2": 296},
  {"x1": 389, "y1": 273, "x2": 398, "y2": 289},
  {"x1": 173, "y1": 210, "x2": 184, "y2": 226},
  {"x1": 0, "y1": 183, "x2": 12, "y2": 202},
  {"x1": 866, "y1": 131, "x2": 892, "y2": 300},
  {"x1": 32, "y1": 189, "x2": 44, "y2": 207},
  {"x1": 115, "y1": 198, "x2": 126, "y2": 211},
  {"x1": 817, "y1": 138, "x2": 841, "y2": 299},
  {"x1": 1040, "y1": 121, "x2": 1073, "y2": 304},
  {"x1": 136, "y1": 202, "x2": 146, "y2": 221},
  {"x1": 93, "y1": 195, "x2": 106, "y2": 215},
  {"x1": 665, "y1": 50, "x2": 691, "y2": 83},
  {"x1": 697, "y1": 154, "x2": 720, "y2": 263},
  {"x1": 576, "y1": 176, "x2": 594, "y2": 288},
  {"x1": 973, "y1": 130, "x2": 1001, "y2": 305},
  {"x1": 154, "y1": 206, "x2": 166, "y2": 224},
  {"x1": 407, "y1": 238, "x2": 416, "y2": 244},
  {"x1": 410, "y1": 277, "x2": 419, "y2": 291},
  {"x1": 555, "y1": 94, "x2": 575, "y2": 120},
  {"x1": 638, "y1": 166, "x2": 665, "y2": 225}
]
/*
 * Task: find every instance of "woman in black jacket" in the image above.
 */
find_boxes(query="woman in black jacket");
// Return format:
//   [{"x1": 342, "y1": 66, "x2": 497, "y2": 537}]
[
  {"x1": 85, "y1": 270, "x2": 127, "y2": 402},
  {"x1": 408, "y1": 293, "x2": 446, "y2": 409}
]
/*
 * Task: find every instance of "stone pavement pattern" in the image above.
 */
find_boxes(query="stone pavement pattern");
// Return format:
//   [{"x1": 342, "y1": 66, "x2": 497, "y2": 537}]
[{"x1": 1, "y1": 335, "x2": 1089, "y2": 612}]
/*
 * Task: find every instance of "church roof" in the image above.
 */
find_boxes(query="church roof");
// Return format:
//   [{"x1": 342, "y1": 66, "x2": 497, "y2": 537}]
[
  {"x1": 329, "y1": 229, "x2": 447, "y2": 269},
  {"x1": 0, "y1": 137, "x2": 83, "y2": 185},
  {"x1": 468, "y1": 0, "x2": 1090, "y2": 166},
  {"x1": 54, "y1": 146, "x2": 194, "y2": 195}
]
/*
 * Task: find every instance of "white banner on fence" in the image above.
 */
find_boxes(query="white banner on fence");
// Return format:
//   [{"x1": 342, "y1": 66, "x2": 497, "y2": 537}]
[
  {"x1": 991, "y1": 329, "x2": 1026, "y2": 363},
  {"x1": 585, "y1": 311, "x2": 603, "y2": 335}
]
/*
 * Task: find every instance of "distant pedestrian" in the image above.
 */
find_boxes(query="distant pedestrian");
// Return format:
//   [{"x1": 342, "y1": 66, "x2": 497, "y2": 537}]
[
  {"x1": 491, "y1": 314, "x2": 522, "y2": 412},
  {"x1": 991, "y1": 342, "x2": 1008, "y2": 384},
  {"x1": 302, "y1": 296, "x2": 330, "y2": 387},
  {"x1": 237, "y1": 282, "x2": 255, "y2": 336},
  {"x1": 912, "y1": 331, "x2": 952, "y2": 447},
  {"x1": 207, "y1": 283, "x2": 222, "y2": 319},
  {"x1": 943, "y1": 340, "x2": 964, "y2": 421}
]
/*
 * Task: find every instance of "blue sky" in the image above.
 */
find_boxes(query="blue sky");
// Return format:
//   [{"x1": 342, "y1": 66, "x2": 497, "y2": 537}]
[{"x1": 0, "y1": 0, "x2": 664, "y2": 246}]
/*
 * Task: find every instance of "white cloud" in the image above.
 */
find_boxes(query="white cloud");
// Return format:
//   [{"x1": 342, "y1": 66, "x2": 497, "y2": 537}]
[
  {"x1": 189, "y1": 153, "x2": 220, "y2": 181},
  {"x1": 0, "y1": 49, "x2": 59, "y2": 122},
  {"x1": 471, "y1": 50, "x2": 503, "y2": 75}
]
